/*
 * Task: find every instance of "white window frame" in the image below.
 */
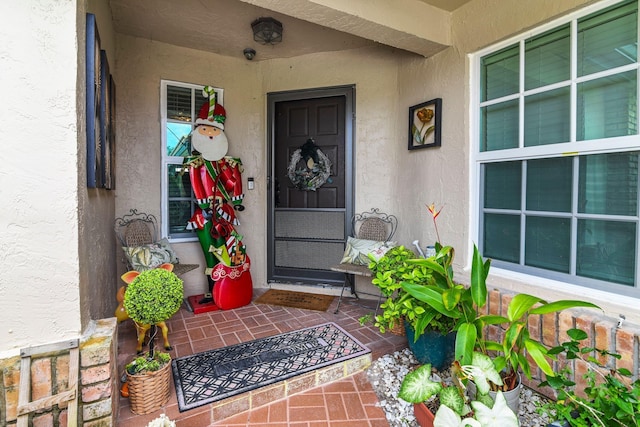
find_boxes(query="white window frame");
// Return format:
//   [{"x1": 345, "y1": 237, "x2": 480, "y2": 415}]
[
  {"x1": 469, "y1": 0, "x2": 640, "y2": 297},
  {"x1": 160, "y1": 80, "x2": 223, "y2": 242}
]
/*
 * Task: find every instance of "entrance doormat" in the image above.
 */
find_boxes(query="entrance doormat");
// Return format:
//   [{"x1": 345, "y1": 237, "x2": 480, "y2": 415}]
[
  {"x1": 254, "y1": 289, "x2": 335, "y2": 312},
  {"x1": 171, "y1": 322, "x2": 370, "y2": 412}
]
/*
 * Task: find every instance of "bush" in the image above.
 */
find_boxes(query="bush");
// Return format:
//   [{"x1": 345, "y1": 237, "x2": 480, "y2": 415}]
[{"x1": 124, "y1": 268, "x2": 183, "y2": 325}]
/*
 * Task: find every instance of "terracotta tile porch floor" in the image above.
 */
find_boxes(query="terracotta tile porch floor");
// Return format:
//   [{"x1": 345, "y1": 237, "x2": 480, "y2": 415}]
[{"x1": 116, "y1": 287, "x2": 408, "y2": 426}]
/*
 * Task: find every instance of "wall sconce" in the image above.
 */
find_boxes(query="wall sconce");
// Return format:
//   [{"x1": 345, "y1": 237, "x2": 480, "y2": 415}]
[{"x1": 251, "y1": 17, "x2": 283, "y2": 45}]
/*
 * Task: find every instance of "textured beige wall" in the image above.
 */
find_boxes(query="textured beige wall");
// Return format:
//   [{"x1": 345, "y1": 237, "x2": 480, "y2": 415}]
[
  {"x1": 0, "y1": 1, "x2": 83, "y2": 357},
  {"x1": 115, "y1": 37, "x2": 408, "y2": 296},
  {"x1": 113, "y1": 0, "x2": 640, "y2": 323},
  {"x1": 115, "y1": 35, "x2": 265, "y2": 296},
  {"x1": 80, "y1": 0, "x2": 120, "y2": 339},
  {"x1": 394, "y1": 0, "x2": 640, "y2": 323}
]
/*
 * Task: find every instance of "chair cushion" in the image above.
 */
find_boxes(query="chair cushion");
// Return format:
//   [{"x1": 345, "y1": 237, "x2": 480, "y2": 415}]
[
  {"x1": 122, "y1": 238, "x2": 179, "y2": 271},
  {"x1": 340, "y1": 237, "x2": 396, "y2": 265}
]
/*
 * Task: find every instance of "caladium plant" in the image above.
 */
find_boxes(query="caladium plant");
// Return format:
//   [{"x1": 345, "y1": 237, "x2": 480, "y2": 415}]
[{"x1": 399, "y1": 352, "x2": 518, "y2": 427}]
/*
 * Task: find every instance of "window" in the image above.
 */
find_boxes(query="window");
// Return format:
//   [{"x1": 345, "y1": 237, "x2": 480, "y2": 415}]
[
  {"x1": 474, "y1": 0, "x2": 639, "y2": 296},
  {"x1": 160, "y1": 81, "x2": 223, "y2": 240}
]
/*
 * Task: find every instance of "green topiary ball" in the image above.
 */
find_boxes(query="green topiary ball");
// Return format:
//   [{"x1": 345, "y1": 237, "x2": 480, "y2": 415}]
[{"x1": 123, "y1": 269, "x2": 184, "y2": 325}]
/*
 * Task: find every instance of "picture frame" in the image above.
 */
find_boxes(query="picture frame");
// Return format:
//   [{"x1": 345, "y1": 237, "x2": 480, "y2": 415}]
[
  {"x1": 408, "y1": 98, "x2": 442, "y2": 150},
  {"x1": 99, "y1": 50, "x2": 118, "y2": 190},
  {"x1": 107, "y1": 74, "x2": 117, "y2": 190},
  {"x1": 86, "y1": 13, "x2": 101, "y2": 188},
  {"x1": 99, "y1": 49, "x2": 109, "y2": 189}
]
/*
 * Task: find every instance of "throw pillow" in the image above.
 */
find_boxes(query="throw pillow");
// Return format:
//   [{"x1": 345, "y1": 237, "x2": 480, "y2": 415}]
[
  {"x1": 340, "y1": 237, "x2": 396, "y2": 265},
  {"x1": 157, "y1": 238, "x2": 179, "y2": 264},
  {"x1": 123, "y1": 243, "x2": 173, "y2": 271}
]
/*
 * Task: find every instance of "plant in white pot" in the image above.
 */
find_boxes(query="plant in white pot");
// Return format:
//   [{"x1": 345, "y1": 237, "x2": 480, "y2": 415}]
[{"x1": 120, "y1": 263, "x2": 184, "y2": 415}]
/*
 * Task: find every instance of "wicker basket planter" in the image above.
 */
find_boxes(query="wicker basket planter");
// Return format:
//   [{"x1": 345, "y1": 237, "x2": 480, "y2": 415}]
[{"x1": 126, "y1": 359, "x2": 171, "y2": 415}]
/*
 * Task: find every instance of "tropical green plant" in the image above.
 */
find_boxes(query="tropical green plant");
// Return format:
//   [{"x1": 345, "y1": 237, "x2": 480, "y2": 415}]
[
  {"x1": 401, "y1": 243, "x2": 601, "y2": 391},
  {"x1": 476, "y1": 297, "x2": 600, "y2": 391},
  {"x1": 399, "y1": 352, "x2": 519, "y2": 427},
  {"x1": 400, "y1": 243, "x2": 489, "y2": 363},
  {"x1": 538, "y1": 328, "x2": 640, "y2": 427},
  {"x1": 366, "y1": 245, "x2": 456, "y2": 337}
]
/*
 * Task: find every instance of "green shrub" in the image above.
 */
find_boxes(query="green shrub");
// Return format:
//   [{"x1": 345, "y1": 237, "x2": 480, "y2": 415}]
[{"x1": 123, "y1": 269, "x2": 183, "y2": 325}]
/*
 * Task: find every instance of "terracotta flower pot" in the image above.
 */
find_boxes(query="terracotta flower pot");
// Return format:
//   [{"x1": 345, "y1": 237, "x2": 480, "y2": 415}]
[{"x1": 413, "y1": 402, "x2": 435, "y2": 427}]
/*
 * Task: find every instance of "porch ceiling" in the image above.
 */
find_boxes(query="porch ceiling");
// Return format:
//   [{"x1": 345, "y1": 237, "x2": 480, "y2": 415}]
[{"x1": 109, "y1": 0, "x2": 473, "y2": 61}]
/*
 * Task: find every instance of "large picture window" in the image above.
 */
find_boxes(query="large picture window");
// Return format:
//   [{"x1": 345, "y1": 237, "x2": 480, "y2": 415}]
[
  {"x1": 160, "y1": 80, "x2": 223, "y2": 240},
  {"x1": 474, "y1": 0, "x2": 639, "y2": 296}
]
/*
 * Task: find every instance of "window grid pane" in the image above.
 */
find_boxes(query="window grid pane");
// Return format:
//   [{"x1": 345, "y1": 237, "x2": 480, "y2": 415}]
[
  {"x1": 577, "y1": 0, "x2": 638, "y2": 77},
  {"x1": 526, "y1": 157, "x2": 573, "y2": 212},
  {"x1": 577, "y1": 219, "x2": 636, "y2": 286},
  {"x1": 577, "y1": 71, "x2": 638, "y2": 141},
  {"x1": 166, "y1": 163, "x2": 195, "y2": 238},
  {"x1": 477, "y1": 0, "x2": 639, "y2": 294},
  {"x1": 484, "y1": 162, "x2": 522, "y2": 209},
  {"x1": 524, "y1": 87, "x2": 571, "y2": 146},
  {"x1": 483, "y1": 213, "x2": 521, "y2": 263},
  {"x1": 481, "y1": 45, "x2": 520, "y2": 101},
  {"x1": 525, "y1": 216, "x2": 571, "y2": 273},
  {"x1": 578, "y1": 152, "x2": 639, "y2": 215},
  {"x1": 167, "y1": 122, "x2": 192, "y2": 157},
  {"x1": 525, "y1": 25, "x2": 571, "y2": 90},
  {"x1": 481, "y1": 99, "x2": 519, "y2": 152}
]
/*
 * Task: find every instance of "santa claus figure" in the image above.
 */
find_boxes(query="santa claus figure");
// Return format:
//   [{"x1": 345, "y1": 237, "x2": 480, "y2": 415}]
[{"x1": 184, "y1": 86, "x2": 252, "y2": 310}]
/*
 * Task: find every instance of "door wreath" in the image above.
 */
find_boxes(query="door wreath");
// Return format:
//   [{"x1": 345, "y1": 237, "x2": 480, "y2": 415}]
[{"x1": 287, "y1": 139, "x2": 332, "y2": 191}]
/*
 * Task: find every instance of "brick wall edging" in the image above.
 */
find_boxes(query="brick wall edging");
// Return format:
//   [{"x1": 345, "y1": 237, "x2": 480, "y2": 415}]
[{"x1": 0, "y1": 318, "x2": 117, "y2": 426}]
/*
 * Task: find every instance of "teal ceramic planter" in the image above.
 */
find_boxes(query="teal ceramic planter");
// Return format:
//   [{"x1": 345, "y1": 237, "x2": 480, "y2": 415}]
[{"x1": 404, "y1": 323, "x2": 456, "y2": 371}]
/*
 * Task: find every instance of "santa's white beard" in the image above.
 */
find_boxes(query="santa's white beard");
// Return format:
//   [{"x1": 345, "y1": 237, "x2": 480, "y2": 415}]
[{"x1": 192, "y1": 130, "x2": 229, "y2": 161}]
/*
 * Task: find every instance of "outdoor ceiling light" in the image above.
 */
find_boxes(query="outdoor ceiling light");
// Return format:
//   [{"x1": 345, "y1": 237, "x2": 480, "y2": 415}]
[{"x1": 251, "y1": 17, "x2": 283, "y2": 45}]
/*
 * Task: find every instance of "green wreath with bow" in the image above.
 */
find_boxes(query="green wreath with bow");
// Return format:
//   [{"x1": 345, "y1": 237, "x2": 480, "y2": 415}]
[{"x1": 287, "y1": 139, "x2": 332, "y2": 191}]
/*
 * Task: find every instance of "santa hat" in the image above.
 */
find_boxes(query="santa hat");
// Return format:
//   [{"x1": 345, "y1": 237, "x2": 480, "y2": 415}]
[{"x1": 196, "y1": 101, "x2": 226, "y2": 130}]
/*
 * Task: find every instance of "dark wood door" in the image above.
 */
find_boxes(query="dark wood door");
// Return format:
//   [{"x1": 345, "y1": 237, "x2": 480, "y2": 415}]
[
  {"x1": 275, "y1": 96, "x2": 345, "y2": 209},
  {"x1": 268, "y1": 90, "x2": 353, "y2": 285}
]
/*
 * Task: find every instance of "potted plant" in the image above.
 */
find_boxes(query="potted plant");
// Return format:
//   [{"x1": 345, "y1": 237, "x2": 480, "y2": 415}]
[
  {"x1": 471, "y1": 295, "x2": 600, "y2": 413},
  {"x1": 401, "y1": 244, "x2": 601, "y2": 413},
  {"x1": 397, "y1": 243, "x2": 490, "y2": 371},
  {"x1": 399, "y1": 352, "x2": 519, "y2": 427},
  {"x1": 120, "y1": 263, "x2": 184, "y2": 415},
  {"x1": 538, "y1": 328, "x2": 640, "y2": 427},
  {"x1": 366, "y1": 245, "x2": 458, "y2": 370}
]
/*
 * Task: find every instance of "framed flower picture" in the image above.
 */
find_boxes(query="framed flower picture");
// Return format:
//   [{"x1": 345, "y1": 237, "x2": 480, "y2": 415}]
[{"x1": 408, "y1": 98, "x2": 442, "y2": 150}]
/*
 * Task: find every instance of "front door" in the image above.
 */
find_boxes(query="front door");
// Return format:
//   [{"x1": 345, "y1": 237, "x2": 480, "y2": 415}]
[{"x1": 267, "y1": 86, "x2": 354, "y2": 285}]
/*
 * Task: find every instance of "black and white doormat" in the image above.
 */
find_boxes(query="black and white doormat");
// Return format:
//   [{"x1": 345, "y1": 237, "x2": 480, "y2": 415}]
[{"x1": 171, "y1": 322, "x2": 370, "y2": 411}]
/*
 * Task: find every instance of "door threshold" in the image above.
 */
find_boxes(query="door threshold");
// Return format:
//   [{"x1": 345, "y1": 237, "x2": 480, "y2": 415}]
[
  {"x1": 265, "y1": 281, "x2": 380, "y2": 301},
  {"x1": 266, "y1": 281, "x2": 344, "y2": 296}
]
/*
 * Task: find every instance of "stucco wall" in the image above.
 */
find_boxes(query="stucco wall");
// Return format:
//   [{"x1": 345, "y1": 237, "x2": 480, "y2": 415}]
[
  {"x1": 115, "y1": 38, "x2": 411, "y2": 296},
  {"x1": 0, "y1": 1, "x2": 82, "y2": 357},
  {"x1": 80, "y1": 0, "x2": 120, "y2": 339},
  {"x1": 114, "y1": 35, "x2": 265, "y2": 296},
  {"x1": 394, "y1": 0, "x2": 640, "y2": 324},
  {"x1": 113, "y1": 0, "x2": 640, "y2": 322}
]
